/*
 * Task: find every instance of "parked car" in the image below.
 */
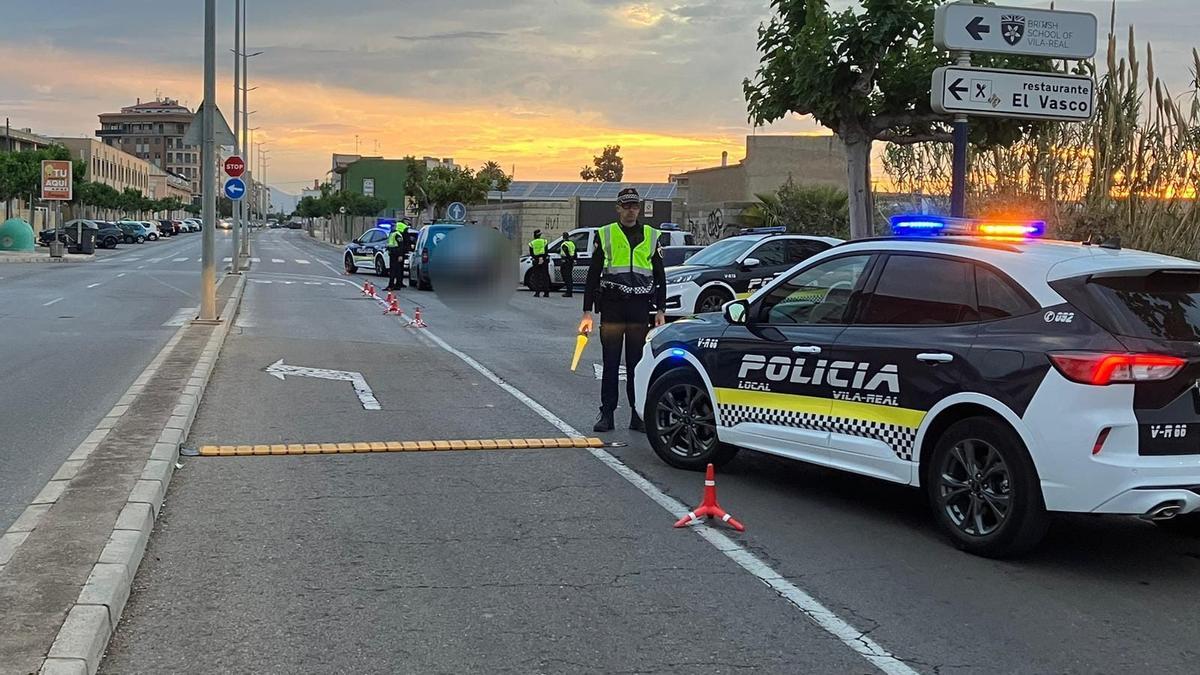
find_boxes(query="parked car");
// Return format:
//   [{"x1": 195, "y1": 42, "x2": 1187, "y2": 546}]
[
  {"x1": 158, "y1": 220, "x2": 181, "y2": 236},
  {"x1": 124, "y1": 220, "x2": 162, "y2": 241},
  {"x1": 217, "y1": 219, "x2": 232, "y2": 230},
  {"x1": 661, "y1": 245, "x2": 705, "y2": 267},
  {"x1": 286, "y1": 220, "x2": 304, "y2": 230},
  {"x1": 40, "y1": 220, "x2": 122, "y2": 249},
  {"x1": 410, "y1": 222, "x2": 463, "y2": 291},
  {"x1": 343, "y1": 225, "x2": 418, "y2": 277},
  {"x1": 115, "y1": 221, "x2": 149, "y2": 243}
]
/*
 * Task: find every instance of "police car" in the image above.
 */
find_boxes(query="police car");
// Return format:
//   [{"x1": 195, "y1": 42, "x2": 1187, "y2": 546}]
[
  {"x1": 663, "y1": 228, "x2": 842, "y2": 317},
  {"x1": 343, "y1": 222, "x2": 417, "y2": 277},
  {"x1": 634, "y1": 215, "x2": 1200, "y2": 557}
]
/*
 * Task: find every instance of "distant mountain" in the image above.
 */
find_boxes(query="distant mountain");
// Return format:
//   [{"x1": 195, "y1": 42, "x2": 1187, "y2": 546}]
[{"x1": 270, "y1": 187, "x2": 298, "y2": 214}]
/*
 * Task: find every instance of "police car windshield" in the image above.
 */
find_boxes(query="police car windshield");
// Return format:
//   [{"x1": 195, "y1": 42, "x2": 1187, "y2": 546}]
[{"x1": 684, "y1": 238, "x2": 756, "y2": 267}]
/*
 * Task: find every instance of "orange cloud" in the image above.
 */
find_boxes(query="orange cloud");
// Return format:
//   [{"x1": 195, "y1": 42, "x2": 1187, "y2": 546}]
[{"x1": 0, "y1": 44, "x2": 750, "y2": 187}]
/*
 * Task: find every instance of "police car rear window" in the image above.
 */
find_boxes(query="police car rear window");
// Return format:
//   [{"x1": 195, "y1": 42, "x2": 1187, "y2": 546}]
[{"x1": 1056, "y1": 270, "x2": 1200, "y2": 341}]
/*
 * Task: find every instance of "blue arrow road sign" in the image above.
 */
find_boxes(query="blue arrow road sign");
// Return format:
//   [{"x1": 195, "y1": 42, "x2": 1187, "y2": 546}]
[
  {"x1": 447, "y1": 202, "x2": 466, "y2": 222},
  {"x1": 223, "y1": 177, "x2": 247, "y2": 201}
]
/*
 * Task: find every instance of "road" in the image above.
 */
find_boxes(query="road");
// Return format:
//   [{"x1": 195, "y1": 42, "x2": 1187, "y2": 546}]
[
  {"x1": 100, "y1": 229, "x2": 1200, "y2": 674},
  {"x1": 0, "y1": 231, "x2": 235, "y2": 533}
]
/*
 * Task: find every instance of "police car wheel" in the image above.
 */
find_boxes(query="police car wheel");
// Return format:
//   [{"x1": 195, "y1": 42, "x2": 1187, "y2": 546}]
[
  {"x1": 1154, "y1": 513, "x2": 1200, "y2": 536},
  {"x1": 646, "y1": 368, "x2": 737, "y2": 471},
  {"x1": 344, "y1": 253, "x2": 357, "y2": 274},
  {"x1": 374, "y1": 254, "x2": 386, "y2": 277},
  {"x1": 928, "y1": 417, "x2": 1048, "y2": 558},
  {"x1": 695, "y1": 288, "x2": 731, "y2": 314}
]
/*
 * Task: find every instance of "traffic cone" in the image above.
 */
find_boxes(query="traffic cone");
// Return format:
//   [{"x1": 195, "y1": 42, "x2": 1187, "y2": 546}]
[
  {"x1": 673, "y1": 464, "x2": 744, "y2": 532},
  {"x1": 385, "y1": 290, "x2": 395, "y2": 305},
  {"x1": 362, "y1": 281, "x2": 373, "y2": 296},
  {"x1": 384, "y1": 296, "x2": 402, "y2": 315},
  {"x1": 408, "y1": 307, "x2": 428, "y2": 328}
]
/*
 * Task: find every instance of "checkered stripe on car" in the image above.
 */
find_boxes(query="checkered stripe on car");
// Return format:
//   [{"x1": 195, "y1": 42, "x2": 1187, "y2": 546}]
[{"x1": 718, "y1": 403, "x2": 918, "y2": 461}]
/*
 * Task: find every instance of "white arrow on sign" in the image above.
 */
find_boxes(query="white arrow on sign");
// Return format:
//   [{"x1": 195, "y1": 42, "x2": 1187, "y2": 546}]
[
  {"x1": 934, "y1": 4, "x2": 1097, "y2": 59},
  {"x1": 265, "y1": 359, "x2": 381, "y2": 410},
  {"x1": 932, "y1": 66, "x2": 1095, "y2": 122}
]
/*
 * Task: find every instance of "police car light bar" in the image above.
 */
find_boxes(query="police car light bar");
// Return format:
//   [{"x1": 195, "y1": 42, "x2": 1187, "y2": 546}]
[
  {"x1": 889, "y1": 215, "x2": 1045, "y2": 238},
  {"x1": 737, "y1": 226, "x2": 788, "y2": 235}
]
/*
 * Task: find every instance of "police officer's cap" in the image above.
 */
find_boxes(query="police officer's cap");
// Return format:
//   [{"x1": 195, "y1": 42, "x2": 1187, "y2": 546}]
[{"x1": 616, "y1": 187, "x2": 640, "y2": 205}]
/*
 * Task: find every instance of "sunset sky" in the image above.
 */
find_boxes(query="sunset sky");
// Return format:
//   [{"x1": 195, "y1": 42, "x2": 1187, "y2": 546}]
[{"x1": 2, "y1": 1, "x2": 1196, "y2": 193}]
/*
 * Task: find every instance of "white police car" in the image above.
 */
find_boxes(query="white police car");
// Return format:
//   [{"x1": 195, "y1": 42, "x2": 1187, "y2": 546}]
[
  {"x1": 634, "y1": 215, "x2": 1200, "y2": 557},
  {"x1": 663, "y1": 228, "x2": 841, "y2": 317}
]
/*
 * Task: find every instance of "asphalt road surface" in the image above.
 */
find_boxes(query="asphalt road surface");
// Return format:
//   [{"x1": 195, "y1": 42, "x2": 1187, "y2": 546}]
[
  {"x1": 102, "y1": 229, "x2": 1200, "y2": 674},
  {"x1": 0, "y1": 230, "x2": 234, "y2": 533}
]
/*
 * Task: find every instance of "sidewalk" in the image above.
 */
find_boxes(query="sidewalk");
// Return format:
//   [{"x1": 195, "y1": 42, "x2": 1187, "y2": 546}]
[{"x1": 0, "y1": 251, "x2": 93, "y2": 264}]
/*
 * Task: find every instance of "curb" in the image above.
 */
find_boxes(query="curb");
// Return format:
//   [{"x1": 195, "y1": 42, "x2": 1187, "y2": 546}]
[
  {"x1": 34, "y1": 275, "x2": 247, "y2": 675},
  {"x1": 0, "y1": 253, "x2": 94, "y2": 264}
]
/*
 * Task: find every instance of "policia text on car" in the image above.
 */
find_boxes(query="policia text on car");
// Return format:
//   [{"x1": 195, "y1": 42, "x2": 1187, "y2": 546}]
[{"x1": 579, "y1": 187, "x2": 666, "y2": 433}]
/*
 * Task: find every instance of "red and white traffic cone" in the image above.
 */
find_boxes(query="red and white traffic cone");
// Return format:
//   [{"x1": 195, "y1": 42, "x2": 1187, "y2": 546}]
[
  {"x1": 673, "y1": 464, "x2": 744, "y2": 532},
  {"x1": 385, "y1": 290, "x2": 395, "y2": 306},
  {"x1": 362, "y1": 281, "x2": 373, "y2": 297},
  {"x1": 408, "y1": 307, "x2": 428, "y2": 328},
  {"x1": 384, "y1": 296, "x2": 402, "y2": 315}
]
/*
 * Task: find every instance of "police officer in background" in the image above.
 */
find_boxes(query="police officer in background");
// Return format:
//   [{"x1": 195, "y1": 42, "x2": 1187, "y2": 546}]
[
  {"x1": 528, "y1": 228, "x2": 551, "y2": 298},
  {"x1": 384, "y1": 219, "x2": 410, "y2": 291},
  {"x1": 558, "y1": 231, "x2": 577, "y2": 298},
  {"x1": 579, "y1": 187, "x2": 666, "y2": 432}
]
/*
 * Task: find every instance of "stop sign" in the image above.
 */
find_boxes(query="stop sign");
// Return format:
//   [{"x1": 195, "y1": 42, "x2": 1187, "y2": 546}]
[{"x1": 224, "y1": 156, "x2": 245, "y2": 177}]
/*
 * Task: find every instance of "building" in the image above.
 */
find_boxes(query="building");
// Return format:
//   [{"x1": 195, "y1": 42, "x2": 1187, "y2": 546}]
[
  {"x1": 300, "y1": 180, "x2": 322, "y2": 201},
  {"x1": 148, "y1": 167, "x2": 192, "y2": 203},
  {"x1": 474, "y1": 181, "x2": 678, "y2": 253},
  {"x1": 335, "y1": 158, "x2": 408, "y2": 217},
  {"x1": 53, "y1": 137, "x2": 152, "y2": 195},
  {"x1": 1, "y1": 125, "x2": 54, "y2": 153},
  {"x1": 96, "y1": 97, "x2": 200, "y2": 194},
  {"x1": 669, "y1": 135, "x2": 848, "y2": 240}
]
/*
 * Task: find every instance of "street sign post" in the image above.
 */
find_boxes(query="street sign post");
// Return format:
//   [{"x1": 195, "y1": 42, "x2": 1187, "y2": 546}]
[
  {"x1": 935, "y1": 4, "x2": 1097, "y2": 59},
  {"x1": 40, "y1": 160, "x2": 73, "y2": 201},
  {"x1": 932, "y1": 66, "x2": 1095, "y2": 121},
  {"x1": 224, "y1": 155, "x2": 246, "y2": 178},
  {"x1": 224, "y1": 177, "x2": 247, "y2": 201},
  {"x1": 447, "y1": 202, "x2": 467, "y2": 222}
]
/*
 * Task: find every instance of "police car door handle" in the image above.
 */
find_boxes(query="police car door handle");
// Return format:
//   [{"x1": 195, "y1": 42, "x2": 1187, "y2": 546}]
[
  {"x1": 792, "y1": 345, "x2": 822, "y2": 354},
  {"x1": 917, "y1": 353, "x2": 954, "y2": 364}
]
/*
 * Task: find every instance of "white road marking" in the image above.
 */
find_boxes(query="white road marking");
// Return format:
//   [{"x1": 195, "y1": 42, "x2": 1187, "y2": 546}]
[
  {"x1": 592, "y1": 364, "x2": 627, "y2": 381},
  {"x1": 173, "y1": 257, "x2": 189, "y2": 262},
  {"x1": 249, "y1": 279, "x2": 273, "y2": 284},
  {"x1": 223, "y1": 257, "x2": 233, "y2": 262},
  {"x1": 296, "y1": 259, "x2": 310, "y2": 264},
  {"x1": 304, "y1": 281, "x2": 323, "y2": 285},
  {"x1": 117, "y1": 273, "x2": 126, "y2": 278},
  {"x1": 137, "y1": 265, "x2": 146, "y2": 270},
  {"x1": 272, "y1": 258, "x2": 286, "y2": 264},
  {"x1": 162, "y1": 307, "x2": 198, "y2": 326},
  {"x1": 43, "y1": 297, "x2": 63, "y2": 307},
  {"x1": 251, "y1": 257, "x2": 261, "y2": 263},
  {"x1": 265, "y1": 359, "x2": 380, "y2": 410},
  {"x1": 148, "y1": 258, "x2": 162, "y2": 263},
  {"x1": 87, "y1": 282, "x2": 101, "y2": 289},
  {"x1": 124, "y1": 257, "x2": 141, "y2": 262},
  {"x1": 405, "y1": 319, "x2": 919, "y2": 675},
  {"x1": 328, "y1": 282, "x2": 340, "y2": 286}
]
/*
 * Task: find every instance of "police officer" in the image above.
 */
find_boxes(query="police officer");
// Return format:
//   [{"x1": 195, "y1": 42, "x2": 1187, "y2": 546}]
[
  {"x1": 558, "y1": 231, "x2": 576, "y2": 298},
  {"x1": 579, "y1": 187, "x2": 666, "y2": 432},
  {"x1": 385, "y1": 219, "x2": 410, "y2": 290},
  {"x1": 528, "y1": 228, "x2": 551, "y2": 298}
]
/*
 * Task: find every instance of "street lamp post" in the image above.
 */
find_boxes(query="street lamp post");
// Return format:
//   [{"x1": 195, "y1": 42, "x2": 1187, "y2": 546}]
[
  {"x1": 199, "y1": 0, "x2": 217, "y2": 321},
  {"x1": 231, "y1": 0, "x2": 242, "y2": 274}
]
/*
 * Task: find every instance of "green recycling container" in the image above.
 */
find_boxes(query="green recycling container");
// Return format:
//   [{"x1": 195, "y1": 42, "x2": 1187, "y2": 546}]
[{"x1": 0, "y1": 217, "x2": 35, "y2": 252}]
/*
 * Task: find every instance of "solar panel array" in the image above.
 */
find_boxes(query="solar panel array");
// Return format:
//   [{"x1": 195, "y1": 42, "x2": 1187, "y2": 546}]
[{"x1": 487, "y1": 182, "x2": 677, "y2": 201}]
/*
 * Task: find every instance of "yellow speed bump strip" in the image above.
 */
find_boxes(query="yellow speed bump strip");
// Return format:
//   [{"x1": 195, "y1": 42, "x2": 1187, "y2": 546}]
[{"x1": 196, "y1": 437, "x2": 605, "y2": 457}]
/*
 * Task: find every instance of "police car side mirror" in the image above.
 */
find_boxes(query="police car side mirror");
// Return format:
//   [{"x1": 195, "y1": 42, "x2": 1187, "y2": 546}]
[
  {"x1": 742, "y1": 257, "x2": 761, "y2": 269},
  {"x1": 725, "y1": 300, "x2": 749, "y2": 325}
]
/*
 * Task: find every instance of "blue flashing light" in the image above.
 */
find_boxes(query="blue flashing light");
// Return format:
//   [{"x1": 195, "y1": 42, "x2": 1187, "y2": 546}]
[
  {"x1": 737, "y1": 226, "x2": 788, "y2": 235},
  {"x1": 890, "y1": 214, "x2": 949, "y2": 236},
  {"x1": 889, "y1": 214, "x2": 1047, "y2": 239},
  {"x1": 670, "y1": 348, "x2": 687, "y2": 358}
]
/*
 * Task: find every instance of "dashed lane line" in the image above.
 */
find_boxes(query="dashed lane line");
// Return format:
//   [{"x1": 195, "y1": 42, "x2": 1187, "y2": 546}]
[{"x1": 43, "y1": 297, "x2": 63, "y2": 306}]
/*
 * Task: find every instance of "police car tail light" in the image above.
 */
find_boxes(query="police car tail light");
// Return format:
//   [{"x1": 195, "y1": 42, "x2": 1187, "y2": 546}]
[{"x1": 1049, "y1": 352, "x2": 1186, "y2": 385}]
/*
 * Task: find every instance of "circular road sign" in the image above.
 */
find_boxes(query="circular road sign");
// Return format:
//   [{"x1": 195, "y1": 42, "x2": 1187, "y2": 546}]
[
  {"x1": 223, "y1": 156, "x2": 246, "y2": 177},
  {"x1": 447, "y1": 202, "x2": 467, "y2": 222},
  {"x1": 223, "y1": 177, "x2": 247, "y2": 201}
]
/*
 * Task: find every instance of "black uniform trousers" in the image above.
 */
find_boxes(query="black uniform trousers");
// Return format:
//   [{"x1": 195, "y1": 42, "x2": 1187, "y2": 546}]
[
  {"x1": 531, "y1": 256, "x2": 551, "y2": 297},
  {"x1": 388, "y1": 247, "x2": 405, "y2": 288},
  {"x1": 559, "y1": 262, "x2": 574, "y2": 296},
  {"x1": 599, "y1": 295, "x2": 653, "y2": 416}
]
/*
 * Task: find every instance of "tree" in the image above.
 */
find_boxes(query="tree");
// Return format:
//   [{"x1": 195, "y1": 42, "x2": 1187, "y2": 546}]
[
  {"x1": 401, "y1": 158, "x2": 429, "y2": 213},
  {"x1": 423, "y1": 165, "x2": 491, "y2": 217},
  {"x1": 478, "y1": 161, "x2": 513, "y2": 193},
  {"x1": 743, "y1": 0, "x2": 1052, "y2": 238},
  {"x1": 580, "y1": 145, "x2": 623, "y2": 182}
]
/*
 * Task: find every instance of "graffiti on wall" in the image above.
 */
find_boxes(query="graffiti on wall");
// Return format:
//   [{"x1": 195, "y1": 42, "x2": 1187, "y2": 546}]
[{"x1": 686, "y1": 208, "x2": 731, "y2": 244}]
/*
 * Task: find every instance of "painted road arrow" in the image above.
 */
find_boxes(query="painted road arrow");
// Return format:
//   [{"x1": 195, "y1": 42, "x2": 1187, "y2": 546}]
[
  {"x1": 948, "y1": 78, "x2": 968, "y2": 101},
  {"x1": 966, "y1": 16, "x2": 990, "y2": 41},
  {"x1": 265, "y1": 359, "x2": 381, "y2": 410}
]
